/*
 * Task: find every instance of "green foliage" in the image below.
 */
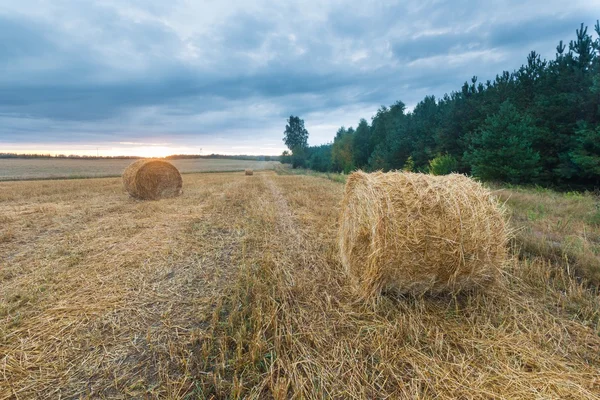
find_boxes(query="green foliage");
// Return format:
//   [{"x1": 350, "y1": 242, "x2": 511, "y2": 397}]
[
  {"x1": 306, "y1": 144, "x2": 333, "y2": 172},
  {"x1": 464, "y1": 101, "x2": 541, "y2": 183},
  {"x1": 332, "y1": 127, "x2": 355, "y2": 173},
  {"x1": 283, "y1": 21, "x2": 600, "y2": 189},
  {"x1": 403, "y1": 156, "x2": 414, "y2": 172},
  {"x1": 282, "y1": 115, "x2": 310, "y2": 169},
  {"x1": 290, "y1": 146, "x2": 307, "y2": 169},
  {"x1": 569, "y1": 123, "x2": 600, "y2": 182},
  {"x1": 367, "y1": 102, "x2": 408, "y2": 171},
  {"x1": 428, "y1": 154, "x2": 458, "y2": 175},
  {"x1": 408, "y1": 96, "x2": 438, "y2": 167},
  {"x1": 283, "y1": 116, "x2": 309, "y2": 151},
  {"x1": 281, "y1": 150, "x2": 292, "y2": 165},
  {"x1": 352, "y1": 119, "x2": 371, "y2": 168}
]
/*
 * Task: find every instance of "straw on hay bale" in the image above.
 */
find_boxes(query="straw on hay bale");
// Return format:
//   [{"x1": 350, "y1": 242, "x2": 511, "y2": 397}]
[
  {"x1": 245, "y1": 169, "x2": 254, "y2": 176},
  {"x1": 339, "y1": 171, "x2": 507, "y2": 297},
  {"x1": 122, "y1": 159, "x2": 183, "y2": 200}
]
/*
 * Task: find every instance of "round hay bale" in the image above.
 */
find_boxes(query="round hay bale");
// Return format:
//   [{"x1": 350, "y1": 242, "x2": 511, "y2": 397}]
[
  {"x1": 122, "y1": 159, "x2": 183, "y2": 200},
  {"x1": 338, "y1": 171, "x2": 507, "y2": 297},
  {"x1": 245, "y1": 169, "x2": 254, "y2": 176}
]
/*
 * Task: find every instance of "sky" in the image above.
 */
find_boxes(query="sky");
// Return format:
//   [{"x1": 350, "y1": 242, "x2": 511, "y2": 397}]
[{"x1": 0, "y1": 0, "x2": 599, "y2": 157}]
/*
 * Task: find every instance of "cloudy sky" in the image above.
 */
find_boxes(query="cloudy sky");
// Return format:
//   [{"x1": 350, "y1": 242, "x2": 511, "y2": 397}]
[{"x1": 1, "y1": 0, "x2": 598, "y2": 156}]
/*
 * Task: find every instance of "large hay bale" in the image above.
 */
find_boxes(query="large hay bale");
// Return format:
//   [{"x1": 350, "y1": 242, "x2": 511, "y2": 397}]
[
  {"x1": 122, "y1": 159, "x2": 183, "y2": 200},
  {"x1": 245, "y1": 169, "x2": 254, "y2": 176},
  {"x1": 339, "y1": 171, "x2": 507, "y2": 297}
]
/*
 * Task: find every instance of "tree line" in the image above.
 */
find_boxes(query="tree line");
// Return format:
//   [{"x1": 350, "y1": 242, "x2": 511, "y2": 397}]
[
  {"x1": 0, "y1": 153, "x2": 140, "y2": 159},
  {"x1": 0, "y1": 153, "x2": 279, "y2": 161},
  {"x1": 283, "y1": 22, "x2": 600, "y2": 188}
]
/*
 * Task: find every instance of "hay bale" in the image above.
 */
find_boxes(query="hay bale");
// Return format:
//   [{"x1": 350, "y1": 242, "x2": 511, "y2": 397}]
[
  {"x1": 122, "y1": 159, "x2": 183, "y2": 200},
  {"x1": 338, "y1": 171, "x2": 507, "y2": 297},
  {"x1": 245, "y1": 169, "x2": 254, "y2": 176}
]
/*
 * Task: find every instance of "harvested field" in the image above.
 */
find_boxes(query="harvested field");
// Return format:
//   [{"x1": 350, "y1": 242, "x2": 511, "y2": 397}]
[
  {"x1": 1, "y1": 171, "x2": 599, "y2": 399},
  {"x1": 0, "y1": 158, "x2": 280, "y2": 181}
]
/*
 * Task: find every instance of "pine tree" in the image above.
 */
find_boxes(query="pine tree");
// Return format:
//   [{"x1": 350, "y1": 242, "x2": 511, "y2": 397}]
[
  {"x1": 568, "y1": 123, "x2": 600, "y2": 183},
  {"x1": 351, "y1": 119, "x2": 371, "y2": 168},
  {"x1": 464, "y1": 101, "x2": 541, "y2": 183}
]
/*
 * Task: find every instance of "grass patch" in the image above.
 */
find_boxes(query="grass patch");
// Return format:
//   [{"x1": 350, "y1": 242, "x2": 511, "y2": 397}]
[
  {"x1": 275, "y1": 166, "x2": 347, "y2": 183},
  {"x1": 493, "y1": 185, "x2": 600, "y2": 285}
]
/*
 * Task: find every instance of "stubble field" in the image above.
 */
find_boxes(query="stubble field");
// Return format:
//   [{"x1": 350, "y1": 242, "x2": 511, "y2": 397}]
[
  {"x1": 0, "y1": 158, "x2": 279, "y2": 181},
  {"x1": 1, "y1": 171, "x2": 600, "y2": 399}
]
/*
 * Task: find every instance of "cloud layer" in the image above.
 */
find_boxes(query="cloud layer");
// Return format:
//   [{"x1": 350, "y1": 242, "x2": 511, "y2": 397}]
[{"x1": 0, "y1": 0, "x2": 598, "y2": 155}]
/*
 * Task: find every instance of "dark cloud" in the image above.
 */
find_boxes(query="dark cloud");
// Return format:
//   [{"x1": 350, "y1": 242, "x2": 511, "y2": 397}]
[
  {"x1": 392, "y1": 13, "x2": 592, "y2": 62},
  {"x1": 487, "y1": 14, "x2": 591, "y2": 50},
  {"x1": 0, "y1": 0, "x2": 598, "y2": 152},
  {"x1": 392, "y1": 31, "x2": 476, "y2": 62}
]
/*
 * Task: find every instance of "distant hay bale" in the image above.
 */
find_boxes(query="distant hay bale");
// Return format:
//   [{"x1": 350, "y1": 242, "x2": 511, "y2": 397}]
[
  {"x1": 122, "y1": 159, "x2": 183, "y2": 200},
  {"x1": 338, "y1": 171, "x2": 507, "y2": 297},
  {"x1": 245, "y1": 169, "x2": 254, "y2": 176}
]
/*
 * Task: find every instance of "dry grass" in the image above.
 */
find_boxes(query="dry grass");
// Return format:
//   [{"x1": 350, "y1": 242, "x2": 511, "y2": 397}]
[
  {"x1": 123, "y1": 159, "x2": 183, "y2": 200},
  {"x1": 194, "y1": 174, "x2": 600, "y2": 399},
  {"x1": 339, "y1": 171, "x2": 507, "y2": 297},
  {"x1": 1, "y1": 172, "x2": 600, "y2": 399},
  {"x1": 494, "y1": 186, "x2": 600, "y2": 284},
  {"x1": 0, "y1": 158, "x2": 280, "y2": 181},
  {"x1": 0, "y1": 172, "x2": 265, "y2": 398}
]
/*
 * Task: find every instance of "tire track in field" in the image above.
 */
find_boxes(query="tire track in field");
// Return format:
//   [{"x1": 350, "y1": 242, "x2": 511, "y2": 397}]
[
  {"x1": 220, "y1": 172, "x2": 349, "y2": 398},
  {"x1": 260, "y1": 173, "x2": 303, "y2": 245},
  {"x1": 258, "y1": 172, "x2": 335, "y2": 285}
]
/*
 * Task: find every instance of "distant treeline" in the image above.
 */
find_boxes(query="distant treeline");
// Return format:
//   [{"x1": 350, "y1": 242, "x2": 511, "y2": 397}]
[
  {"x1": 0, "y1": 153, "x2": 141, "y2": 159},
  {"x1": 0, "y1": 153, "x2": 281, "y2": 161},
  {"x1": 166, "y1": 154, "x2": 279, "y2": 161},
  {"x1": 286, "y1": 21, "x2": 600, "y2": 188}
]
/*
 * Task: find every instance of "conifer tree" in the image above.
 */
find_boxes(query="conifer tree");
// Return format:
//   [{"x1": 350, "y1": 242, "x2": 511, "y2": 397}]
[{"x1": 464, "y1": 101, "x2": 541, "y2": 183}]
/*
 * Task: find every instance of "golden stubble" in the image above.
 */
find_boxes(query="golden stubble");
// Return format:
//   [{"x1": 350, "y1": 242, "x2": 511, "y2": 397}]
[{"x1": 1, "y1": 171, "x2": 599, "y2": 399}]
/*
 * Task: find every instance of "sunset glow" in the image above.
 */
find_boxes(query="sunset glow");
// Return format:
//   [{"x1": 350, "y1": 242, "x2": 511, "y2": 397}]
[
  {"x1": 133, "y1": 146, "x2": 179, "y2": 158},
  {"x1": 0, "y1": 142, "x2": 285, "y2": 157}
]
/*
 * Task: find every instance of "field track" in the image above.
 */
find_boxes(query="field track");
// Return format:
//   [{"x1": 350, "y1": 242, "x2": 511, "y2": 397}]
[{"x1": 1, "y1": 171, "x2": 600, "y2": 399}]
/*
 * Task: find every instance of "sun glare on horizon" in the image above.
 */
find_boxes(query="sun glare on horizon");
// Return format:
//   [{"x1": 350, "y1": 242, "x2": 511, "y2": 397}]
[
  {"x1": 134, "y1": 146, "x2": 179, "y2": 158},
  {"x1": 2, "y1": 143, "x2": 201, "y2": 158}
]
